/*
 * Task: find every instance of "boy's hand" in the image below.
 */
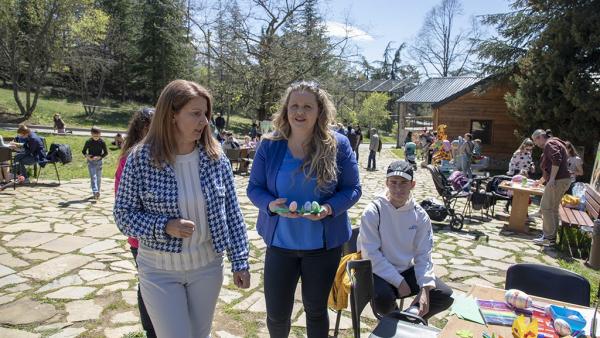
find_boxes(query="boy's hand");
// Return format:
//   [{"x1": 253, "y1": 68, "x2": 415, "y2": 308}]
[
  {"x1": 397, "y1": 280, "x2": 411, "y2": 297},
  {"x1": 411, "y1": 287, "x2": 431, "y2": 317}
]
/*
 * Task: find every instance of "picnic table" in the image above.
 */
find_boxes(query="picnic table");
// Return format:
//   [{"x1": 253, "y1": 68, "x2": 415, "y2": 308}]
[
  {"x1": 499, "y1": 181, "x2": 544, "y2": 233},
  {"x1": 439, "y1": 285, "x2": 596, "y2": 338}
]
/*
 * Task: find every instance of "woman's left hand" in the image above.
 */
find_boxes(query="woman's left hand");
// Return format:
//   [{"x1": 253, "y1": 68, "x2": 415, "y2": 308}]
[
  {"x1": 233, "y1": 270, "x2": 250, "y2": 289},
  {"x1": 302, "y1": 203, "x2": 332, "y2": 221}
]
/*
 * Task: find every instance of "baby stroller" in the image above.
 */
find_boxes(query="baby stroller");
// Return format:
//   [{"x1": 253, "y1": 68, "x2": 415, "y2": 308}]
[
  {"x1": 405, "y1": 141, "x2": 417, "y2": 171},
  {"x1": 425, "y1": 165, "x2": 470, "y2": 230}
]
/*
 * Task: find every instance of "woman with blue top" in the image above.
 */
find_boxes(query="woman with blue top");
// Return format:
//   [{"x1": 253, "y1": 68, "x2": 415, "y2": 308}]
[
  {"x1": 114, "y1": 80, "x2": 250, "y2": 338},
  {"x1": 247, "y1": 81, "x2": 361, "y2": 337}
]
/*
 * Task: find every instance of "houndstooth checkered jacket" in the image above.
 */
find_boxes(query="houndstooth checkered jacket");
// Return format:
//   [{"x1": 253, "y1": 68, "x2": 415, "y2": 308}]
[{"x1": 113, "y1": 143, "x2": 249, "y2": 272}]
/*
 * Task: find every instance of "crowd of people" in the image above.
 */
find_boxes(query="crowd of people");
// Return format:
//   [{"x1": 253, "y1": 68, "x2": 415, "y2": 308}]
[{"x1": 417, "y1": 128, "x2": 484, "y2": 178}]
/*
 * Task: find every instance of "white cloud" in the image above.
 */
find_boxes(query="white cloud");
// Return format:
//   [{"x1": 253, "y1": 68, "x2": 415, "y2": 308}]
[{"x1": 325, "y1": 21, "x2": 374, "y2": 42}]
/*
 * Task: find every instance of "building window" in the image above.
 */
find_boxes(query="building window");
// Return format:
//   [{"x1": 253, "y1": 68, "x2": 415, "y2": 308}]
[{"x1": 470, "y1": 120, "x2": 492, "y2": 144}]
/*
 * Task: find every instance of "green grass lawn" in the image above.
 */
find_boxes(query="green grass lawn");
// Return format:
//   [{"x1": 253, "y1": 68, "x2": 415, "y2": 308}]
[
  {"x1": 1, "y1": 130, "x2": 121, "y2": 181},
  {"x1": 0, "y1": 87, "x2": 148, "y2": 130},
  {"x1": 0, "y1": 87, "x2": 256, "y2": 134}
]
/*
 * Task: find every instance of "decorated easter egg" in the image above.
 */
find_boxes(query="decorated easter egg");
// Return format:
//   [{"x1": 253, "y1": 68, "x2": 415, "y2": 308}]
[
  {"x1": 289, "y1": 201, "x2": 298, "y2": 213},
  {"x1": 311, "y1": 201, "x2": 320, "y2": 213},
  {"x1": 406, "y1": 306, "x2": 419, "y2": 315},
  {"x1": 504, "y1": 289, "x2": 532, "y2": 309},
  {"x1": 553, "y1": 318, "x2": 571, "y2": 336},
  {"x1": 304, "y1": 201, "x2": 312, "y2": 213}
]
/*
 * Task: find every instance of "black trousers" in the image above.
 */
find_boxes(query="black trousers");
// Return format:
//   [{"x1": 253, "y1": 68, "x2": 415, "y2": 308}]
[
  {"x1": 372, "y1": 267, "x2": 454, "y2": 321},
  {"x1": 264, "y1": 246, "x2": 342, "y2": 338},
  {"x1": 131, "y1": 247, "x2": 157, "y2": 338}
]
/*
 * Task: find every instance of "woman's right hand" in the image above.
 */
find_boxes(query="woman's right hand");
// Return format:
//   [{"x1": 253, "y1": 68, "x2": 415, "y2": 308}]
[
  {"x1": 166, "y1": 219, "x2": 196, "y2": 238},
  {"x1": 268, "y1": 198, "x2": 299, "y2": 218}
]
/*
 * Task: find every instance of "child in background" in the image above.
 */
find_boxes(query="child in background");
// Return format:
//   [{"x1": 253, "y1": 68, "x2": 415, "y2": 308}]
[
  {"x1": 53, "y1": 113, "x2": 66, "y2": 134},
  {"x1": 82, "y1": 126, "x2": 108, "y2": 199},
  {"x1": 565, "y1": 141, "x2": 583, "y2": 194},
  {"x1": 112, "y1": 133, "x2": 125, "y2": 149}
]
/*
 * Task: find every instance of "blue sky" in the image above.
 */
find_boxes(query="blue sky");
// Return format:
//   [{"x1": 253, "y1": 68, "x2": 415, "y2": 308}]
[{"x1": 321, "y1": 0, "x2": 513, "y2": 63}]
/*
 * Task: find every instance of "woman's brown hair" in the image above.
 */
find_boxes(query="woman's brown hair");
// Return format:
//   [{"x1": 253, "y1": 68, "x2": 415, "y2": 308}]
[{"x1": 145, "y1": 80, "x2": 221, "y2": 166}]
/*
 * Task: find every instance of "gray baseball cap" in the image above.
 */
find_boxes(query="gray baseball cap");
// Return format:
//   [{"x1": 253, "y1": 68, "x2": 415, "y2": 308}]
[{"x1": 386, "y1": 160, "x2": 414, "y2": 180}]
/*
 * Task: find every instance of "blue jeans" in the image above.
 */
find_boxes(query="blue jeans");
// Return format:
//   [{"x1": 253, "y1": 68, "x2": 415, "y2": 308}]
[
  {"x1": 264, "y1": 246, "x2": 342, "y2": 338},
  {"x1": 367, "y1": 150, "x2": 377, "y2": 170},
  {"x1": 14, "y1": 153, "x2": 36, "y2": 178},
  {"x1": 87, "y1": 159, "x2": 103, "y2": 193}
]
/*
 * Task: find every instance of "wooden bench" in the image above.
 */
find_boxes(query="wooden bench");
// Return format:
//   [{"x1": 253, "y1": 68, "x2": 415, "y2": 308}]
[{"x1": 558, "y1": 184, "x2": 600, "y2": 257}]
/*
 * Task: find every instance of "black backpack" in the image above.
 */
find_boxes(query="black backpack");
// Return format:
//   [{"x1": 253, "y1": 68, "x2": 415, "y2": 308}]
[{"x1": 47, "y1": 143, "x2": 72, "y2": 164}]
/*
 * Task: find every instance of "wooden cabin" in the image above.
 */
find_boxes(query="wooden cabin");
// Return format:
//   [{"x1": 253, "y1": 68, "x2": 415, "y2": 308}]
[{"x1": 397, "y1": 77, "x2": 520, "y2": 170}]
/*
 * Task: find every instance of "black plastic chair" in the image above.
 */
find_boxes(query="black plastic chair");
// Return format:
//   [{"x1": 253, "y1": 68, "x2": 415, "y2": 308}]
[
  {"x1": 347, "y1": 259, "x2": 376, "y2": 338},
  {"x1": 505, "y1": 263, "x2": 590, "y2": 307},
  {"x1": 485, "y1": 175, "x2": 512, "y2": 217},
  {"x1": 333, "y1": 227, "x2": 360, "y2": 337},
  {"x1": 333, "y1": 227, "x2": 411, "y2": 337},
  {"x1": 346, "y1": 260, "x2": 433, "y2": 338}
]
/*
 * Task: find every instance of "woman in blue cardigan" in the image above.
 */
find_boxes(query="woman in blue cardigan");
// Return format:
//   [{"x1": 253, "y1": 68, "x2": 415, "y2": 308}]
[{"x1": 247, "y1": 81, "x2": 361, "y2": 337}]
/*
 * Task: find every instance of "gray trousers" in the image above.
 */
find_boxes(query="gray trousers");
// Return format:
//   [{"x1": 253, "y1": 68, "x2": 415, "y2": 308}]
[
  {"x1": 540, "y1": 178, "x2": 571, "y2": 239},
  {"x1": 137, "y1": 254, "x2": 224, "y2": 338}
]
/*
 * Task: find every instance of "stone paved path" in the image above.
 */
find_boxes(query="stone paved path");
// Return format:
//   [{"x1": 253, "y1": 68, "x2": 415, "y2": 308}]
[{"x1": 0, "y1": 146, "x2": 563, "y2": 337}]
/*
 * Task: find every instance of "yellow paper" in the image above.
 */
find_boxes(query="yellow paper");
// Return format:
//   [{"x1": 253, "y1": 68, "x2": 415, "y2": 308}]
[{"x1": 511, "y1": 315, "x2": 538, "y2": 338}]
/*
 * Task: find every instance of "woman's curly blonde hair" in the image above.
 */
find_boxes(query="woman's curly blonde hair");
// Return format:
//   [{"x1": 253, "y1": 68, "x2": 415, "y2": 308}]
[{"x1": 266, "y1": 81, "x2": 338, "y2": 191}]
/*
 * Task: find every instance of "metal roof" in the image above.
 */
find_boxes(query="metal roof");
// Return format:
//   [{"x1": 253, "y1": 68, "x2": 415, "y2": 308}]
[
  {"x1": 396, "y1": 77, "x2": 483, "y2": 105},
  {"x1": 353, "y1": 79, "x2": 413, "y2": 93}
]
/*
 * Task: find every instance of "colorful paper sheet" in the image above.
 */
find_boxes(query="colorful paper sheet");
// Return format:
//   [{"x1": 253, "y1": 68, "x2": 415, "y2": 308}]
[{"x1": 476, "y1": 299, "x2": 516, "y2": 326}]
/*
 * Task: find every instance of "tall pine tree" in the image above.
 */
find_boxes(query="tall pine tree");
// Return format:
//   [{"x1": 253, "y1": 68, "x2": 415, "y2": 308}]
[{"x1": 137, "y1": 0, "x2": 194, "y2": 101}]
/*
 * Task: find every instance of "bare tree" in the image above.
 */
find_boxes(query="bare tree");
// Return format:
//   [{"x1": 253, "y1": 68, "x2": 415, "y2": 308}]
[
  {"x1": 410, "y1": 0, "x2": 481, "y2": 77},
  {"x1": 0, "y1": 1, "x2": 71, "y2": 120},
  {"x1": 189, "y1": 0, "x2": 357, "y2": 121}
]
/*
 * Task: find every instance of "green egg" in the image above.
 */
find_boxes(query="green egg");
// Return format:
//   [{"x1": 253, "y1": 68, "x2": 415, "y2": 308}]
[{"x1": 311, "y1": 201, "x2": 320, "y2": 213}]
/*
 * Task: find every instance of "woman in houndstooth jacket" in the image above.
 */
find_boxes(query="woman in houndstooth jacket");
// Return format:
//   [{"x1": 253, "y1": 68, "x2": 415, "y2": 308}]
[{"x1": 114, "y1": 80, "x2": 250, "y2": 338}]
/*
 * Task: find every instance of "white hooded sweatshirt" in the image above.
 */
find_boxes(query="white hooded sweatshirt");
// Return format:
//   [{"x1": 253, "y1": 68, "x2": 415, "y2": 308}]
[{"x1": 357, "y1": 193, "x2": 436, "y2": 288}]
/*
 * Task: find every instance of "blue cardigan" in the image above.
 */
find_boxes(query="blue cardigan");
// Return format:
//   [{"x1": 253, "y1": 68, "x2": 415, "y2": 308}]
[{"x1": 247, "y1": 132, "x2": 361, "y2": 249}]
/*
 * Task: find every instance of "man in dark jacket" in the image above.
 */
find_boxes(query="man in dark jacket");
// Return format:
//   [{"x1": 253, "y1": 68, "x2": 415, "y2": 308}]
[
  {"x1": 14, "y1": 124, "x2": 47, "y2": 183},
  {"x1": 532, "y1": 129, "x2": 571, "y2": 246}
]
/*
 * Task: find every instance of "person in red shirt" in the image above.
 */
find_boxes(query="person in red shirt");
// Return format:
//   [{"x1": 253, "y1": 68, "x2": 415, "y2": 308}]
[{"x1": 531, "y1": 129, "x2": 571, "y2": 246}]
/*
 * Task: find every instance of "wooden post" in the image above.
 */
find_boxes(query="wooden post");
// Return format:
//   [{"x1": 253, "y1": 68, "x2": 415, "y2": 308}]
[{"x1": 396, "y1": 102, "x2": 407, "y2": 148}]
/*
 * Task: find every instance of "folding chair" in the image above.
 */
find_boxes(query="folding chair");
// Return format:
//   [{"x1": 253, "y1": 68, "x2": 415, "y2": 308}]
[
  {"x1": 35, "y1": 137, "x2": 60, "y2": 185},
  {"x1": 505, "y1": 263, "x2": 590, "y2": 307}
]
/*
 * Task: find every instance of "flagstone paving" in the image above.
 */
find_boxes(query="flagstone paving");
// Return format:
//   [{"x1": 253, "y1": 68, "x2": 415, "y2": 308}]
[{"x1": 0, "y1": 146, "x2": 564, "y2": 337}]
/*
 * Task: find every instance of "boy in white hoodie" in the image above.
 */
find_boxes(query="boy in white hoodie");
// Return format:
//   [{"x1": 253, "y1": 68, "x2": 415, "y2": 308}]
[{"x1": 358, "y1": 160, "x2": 453, "y2": 320}]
